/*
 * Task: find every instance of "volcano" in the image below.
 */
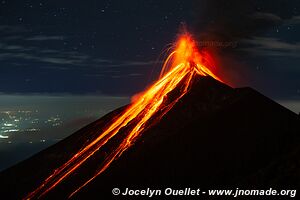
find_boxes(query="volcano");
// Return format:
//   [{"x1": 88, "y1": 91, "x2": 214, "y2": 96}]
[
  {"x1": 1, "y1": 77, "x2": 300, "y2": 199},
  {"x1": 0, "y1": 34, "x2": 300, "y2": 199}
]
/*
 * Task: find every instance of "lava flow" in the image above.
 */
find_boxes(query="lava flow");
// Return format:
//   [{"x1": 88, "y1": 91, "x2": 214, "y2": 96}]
[{"x1": 25, "y1": 32, "x2": 222, "y2": 199}]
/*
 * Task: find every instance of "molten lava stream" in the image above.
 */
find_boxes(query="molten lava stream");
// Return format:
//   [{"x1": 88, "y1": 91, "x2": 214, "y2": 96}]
[{"x1": 25, "y1": 33, "x2": 222, "y2": 199}]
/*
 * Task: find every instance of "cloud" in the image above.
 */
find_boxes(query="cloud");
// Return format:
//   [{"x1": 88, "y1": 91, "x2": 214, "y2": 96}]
[
  {"x1": 0, "y1": 135, "x2": 9, "y2": 139},
  {"x1": 0, "y1": 43, "x2": 34, "y2": 51},
  {"x1": 98, "y1": 60, "x2": 160, "y2": 68},
  {"x1": 1, "y1": 36, "x2": 23, "y2": 41},
  {"x1": 0, "y1": 25, "x2": 27, "y2": 34},
  {"x1": 285, "y1": 15, "x2": 300, "y2": 25},
  {"x1": 26, "y1": 35, "x2": 64, "y2": 41},
  {"x1": 84, "y1": 72, "x2": 143, "y2": 78},
  {"x1": 0, "y1": 25, "x2": 158, "y2": 75},
  {"x1": 0, "y1": 40, "x2": 158, "y2": 69},
  {"x1": 0, "y1": 51, "x2": 86, "y2": 65},
  {"x1": 0, "y1": 26, "x2": 92, "y2": 66},
  {"x1": 241, "y1": 37, "x2": 300, "y2": 57},
  {"x1": 250, "y1": 12, "x2": 282, "y2": 23}
]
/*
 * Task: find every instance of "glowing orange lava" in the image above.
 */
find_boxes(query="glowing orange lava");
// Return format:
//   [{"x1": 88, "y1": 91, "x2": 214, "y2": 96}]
[{"x1": 25, "y1": 32, "x2": 222, "y2": 199}]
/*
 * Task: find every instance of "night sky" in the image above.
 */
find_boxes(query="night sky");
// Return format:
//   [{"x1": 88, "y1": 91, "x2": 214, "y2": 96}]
[
  {"x1": 0, "y1": 0, "x2": 195, "y2": 95},
  {"x1": 0, "y1": 0, "x2": 299, "y2": 99}
]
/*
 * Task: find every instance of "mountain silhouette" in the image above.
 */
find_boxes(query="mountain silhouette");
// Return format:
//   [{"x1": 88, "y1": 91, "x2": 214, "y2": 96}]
[{"x1": 0, "y1": 76, "x2": 299, "y2": 199}]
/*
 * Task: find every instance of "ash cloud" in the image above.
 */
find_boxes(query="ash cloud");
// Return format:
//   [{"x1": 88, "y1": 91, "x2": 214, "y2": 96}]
[{"x1": 192, "y1": 0, "x2": 298, "y2": 41}]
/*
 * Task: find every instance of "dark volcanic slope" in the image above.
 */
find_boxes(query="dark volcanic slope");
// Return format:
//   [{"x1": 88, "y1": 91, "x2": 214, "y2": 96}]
[{"x1": 0, "y1": 76, "x2": 299, "y2": 199}]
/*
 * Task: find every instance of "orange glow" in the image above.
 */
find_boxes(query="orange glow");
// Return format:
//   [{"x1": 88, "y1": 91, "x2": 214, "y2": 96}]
[{"x1": 25, "y1": 32, "x2": 222, "y2": 199}]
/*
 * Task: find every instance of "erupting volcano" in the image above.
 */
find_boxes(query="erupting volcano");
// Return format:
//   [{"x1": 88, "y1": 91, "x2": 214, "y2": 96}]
[
  {"x1": 1, "y1": 32, "x2": 299, "y2": 200},
  {"x1": 25, "y1": 32, "x2": 223, "y2": 199}
]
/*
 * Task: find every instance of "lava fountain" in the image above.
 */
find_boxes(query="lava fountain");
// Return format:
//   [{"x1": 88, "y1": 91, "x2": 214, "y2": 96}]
[{"x1": 25, "y1": 32, "x2": 223, "y2": 199}]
